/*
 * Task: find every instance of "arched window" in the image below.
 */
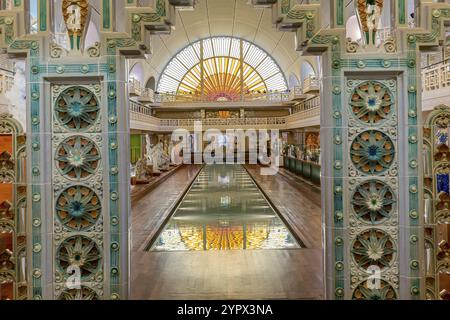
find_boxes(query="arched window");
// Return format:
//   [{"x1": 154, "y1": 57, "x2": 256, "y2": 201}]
[
  {"x1": 129, "y1": 62, "x2": 145, "y2": 84},
  {"x1": 157, "y1": 37, "x2": 287, "y2": 101},
  {"x1": 288, "y1": 73, "x2": 300, "y2": 89},
  {"x1": 300, "y1": 61, "x2": 315, "y2": 83},
  {"x1": 29, "y1": 0, "x2": 38, "y2": 34},
  {"x1": 146, "y1": 77, "x2": 156, "y2": 91}
]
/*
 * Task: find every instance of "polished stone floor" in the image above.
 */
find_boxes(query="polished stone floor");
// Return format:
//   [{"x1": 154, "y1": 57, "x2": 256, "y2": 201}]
[{"x1": 130, "y1": 164, "x2": 323, "y2": 299}]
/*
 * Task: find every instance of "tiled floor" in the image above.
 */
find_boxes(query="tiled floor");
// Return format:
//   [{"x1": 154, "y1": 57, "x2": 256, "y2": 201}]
[{"x1": 130, "y1": 164, "x2": 324, "y2": 299}]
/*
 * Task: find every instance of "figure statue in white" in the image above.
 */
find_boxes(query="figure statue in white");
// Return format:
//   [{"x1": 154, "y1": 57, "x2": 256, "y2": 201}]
[
  {"x1": 170, "y1": 139, "x2": 183, "y2": 165},
  {"x1": 147, "y1": 137, "x2": 170, "y2": 173},
  {"x1": 145, "y1": 134, "x2": 153, "y2": 166},
  {"x1": 135, "y1": 158, "x2": 147, "y2": 180}
]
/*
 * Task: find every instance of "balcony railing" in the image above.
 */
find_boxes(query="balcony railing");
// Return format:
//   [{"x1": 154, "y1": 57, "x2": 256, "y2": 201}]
[
  {"x1": 138, "y1": 88, "x2": 155, "y2": 103},
  {"x1": 130, "y1": 100, "x2": 153, "y2": 116},
  {"x1": 0, "y1": 57, "x2": 14, "y2": 73},
  {"x1": 302, "y1": 75, "x2": 320, "y2": 94},
  {"x1": 153, "y1": 91, "x2": 292, "y2": 104},
  {"x1": 129, "y1": 60, "x2": 450, "y2": 130},
  {"x1": 423, "y1": 60, "x2": 450, "y2": 92},
  {"x1": 128, "y1": 78, "x2": 143, "y2": 96},
  {"x1": 129, "y1": 100, "x2": 290, "y2": 129},
  {"x1": 158, "y1": 117, "x2": 287, "y2": 128},
  {"x1": 292, "y1": 96, "x2": 320, "y2": 115}
]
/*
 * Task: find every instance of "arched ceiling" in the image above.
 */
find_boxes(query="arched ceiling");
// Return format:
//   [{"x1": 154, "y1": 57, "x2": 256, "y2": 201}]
[{"x1": 146, "y1": 0, "x2": 299, "y2": 81}]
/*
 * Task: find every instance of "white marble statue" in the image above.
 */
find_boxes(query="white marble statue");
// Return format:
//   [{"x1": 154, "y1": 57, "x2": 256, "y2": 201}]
[
  {"x1": 170, "y1": 140, "x2": 183, "y2": 165},
  {"x1": 145, "y1": 134, "x2": 153, "y2": 165},
  {"x1": 147, "y1": 138, "x2": 170, "y2": 173},
  {"x1": 135, "y1": 158, "x2": 147, "y2": 180}
]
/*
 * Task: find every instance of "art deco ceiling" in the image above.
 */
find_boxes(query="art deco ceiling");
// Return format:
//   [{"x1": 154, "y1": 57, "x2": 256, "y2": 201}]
[
  {"x1": 157, "y1": 37, "x2": 288, "y2": 97},
  {"x1": 146, "y1": 0, "x2": 299, "y2": 80}
]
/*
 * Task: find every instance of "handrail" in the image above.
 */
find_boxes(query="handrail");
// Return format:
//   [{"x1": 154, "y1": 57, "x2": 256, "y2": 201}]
[
  {"x1": 292, "y1": 96, "x2": 320, "y2": 115},
  {"x1": 422, "y1": 60, "x2": 450, "y2": 92},
  {"x1": 129, "y1": 58, "x2": 450, "y2": 129},
  {"x1": 153, "y1": 91, "x2": 292, "y2": 104},
  {"x1": 129, "y1": 100, "x2": 290, "y2": 128},
  {"x1": 0, "y1": 58, "x2": 15, "y2": 73},
  {"x1": 158, "y1": 117, "x2": 287, "y2": 127}
]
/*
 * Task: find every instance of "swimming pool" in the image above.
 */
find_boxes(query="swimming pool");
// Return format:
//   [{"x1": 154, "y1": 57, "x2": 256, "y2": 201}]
[{"x1": 149, "y1": 165, "x2": 301, "y2": 251}]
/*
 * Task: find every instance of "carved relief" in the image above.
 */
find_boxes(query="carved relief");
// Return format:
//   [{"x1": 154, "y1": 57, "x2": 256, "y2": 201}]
[
  {"x1": 350, "y1": 81, "x2": 394, "y2": 125},
  {"x1": 55, "y1": 136, "x2": 100, "y2": 180},
  {"x1": 423, "y1": 105, "x2": 450, "y2": 299},
  {"x1": 0, "y1": 114, "x2": 26, "y2": 300},
  {"x1": 62, "y1": 0, "x2": 90, "y2": 51},
  {"x1": 350, "y1": 130, "x2": 395, "y2": 175},
  {"x1": 54, "y1": 86, "x2": 100, "y2": 132},
  {"x1": 355, "y1": 0, "x2": 384, "y2": 46},
  {"x1": 52, "y1": 84, "x2": 104, "y2": 300},
  {"x1": 346, "y1": 79, "x2": 399, "y2": 299}
]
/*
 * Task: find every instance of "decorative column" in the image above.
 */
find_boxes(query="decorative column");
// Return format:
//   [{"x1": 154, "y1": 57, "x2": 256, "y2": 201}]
[
  {"x1": 0, "y1": 113, "x2": 27, "y2": 300},
  {"x1": 0, "y1": 0, "x2": 197, "y2": 300},
  {"x1": 253, "y1": 0, "x2": 450, "y2": 299},
  {"x1": 423, "y1": 105, "x2": 450, "y2": 300}
]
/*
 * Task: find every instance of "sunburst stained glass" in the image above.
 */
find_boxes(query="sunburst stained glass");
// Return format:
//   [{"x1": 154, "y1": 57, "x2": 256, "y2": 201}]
[{"x1": 157, "y1": 37, "x2": 288, "y2": 101}]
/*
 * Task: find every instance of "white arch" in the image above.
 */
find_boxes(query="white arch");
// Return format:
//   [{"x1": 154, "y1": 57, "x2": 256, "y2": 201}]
[
  {"x1": 129, "y1": 62, "x2": 145, "y2": 84},
  {"x1": 288, "y1": 73, "x2": 300, "y2": 89},
  {"x1": 300, "y1": 61, "x2": 316, "y2": 83}
]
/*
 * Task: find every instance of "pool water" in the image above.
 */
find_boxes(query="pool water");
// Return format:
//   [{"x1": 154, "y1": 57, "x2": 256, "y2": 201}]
[{"x1": 149, "y1": 165, "x2": 301, "y2": 251}]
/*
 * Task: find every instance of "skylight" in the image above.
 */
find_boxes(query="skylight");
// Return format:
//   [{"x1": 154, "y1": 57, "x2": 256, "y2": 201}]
[{"x1": 157, "y1": 37, "x2": 288, "y2": 101}]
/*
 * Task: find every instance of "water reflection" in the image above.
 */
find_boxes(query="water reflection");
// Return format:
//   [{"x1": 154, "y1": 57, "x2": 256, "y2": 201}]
[{"x1": 150, "y1": 165, "x2": 300, "y2": 251}]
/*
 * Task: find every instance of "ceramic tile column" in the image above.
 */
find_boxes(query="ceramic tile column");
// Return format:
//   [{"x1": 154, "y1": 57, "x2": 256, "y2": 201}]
[
  {"x1": 253, "y1": 0, "x2": 450, "y2": 299},
  {"x1": 0, "y1": 0, "x2": 197, "y2": 300}
]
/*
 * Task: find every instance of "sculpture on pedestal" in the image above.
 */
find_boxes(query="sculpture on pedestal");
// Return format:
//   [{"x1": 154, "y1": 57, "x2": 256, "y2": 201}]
[
  {"x1": 355, "y1": 0, "x2": 384, "y2": 46},
  {"x1": 170, "y1": 140, "x2": 183, "y2": 165},
  {"x1": 134, "y1": 158, "x2": 148, "y2": 181},
  {"x1": 146, "y1": 135, "x2": 170, "y2": 173},
  {"x1": 62, "y1": 0, "x2": 89, "y2": 51}
]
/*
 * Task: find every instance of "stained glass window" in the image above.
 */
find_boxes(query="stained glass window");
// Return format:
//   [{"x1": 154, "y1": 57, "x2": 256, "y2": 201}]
[{"x1": 157, "y1": 37, "x2": 288, "y2": 101}]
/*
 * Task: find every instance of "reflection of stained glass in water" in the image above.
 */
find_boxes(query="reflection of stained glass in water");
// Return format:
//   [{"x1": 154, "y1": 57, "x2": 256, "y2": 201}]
[
  {"x1": 150, "y1": 165, "x2": 301, "y2": 251},
  {"x1": 152, "y1": 224, "x2": 190, "y2": 251},
  {"x1": 437, "y1": 173, "x2": 450, "y2": 194},
  {"x1": 205, "y1": 225, "x2": 244, "y2": 250},
  {"x1": 154, "y1": 220, "x2": 299, "y2": 251},
  {"x1": 246, "y1": 224, "x2": 269, "y2": 249}
]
